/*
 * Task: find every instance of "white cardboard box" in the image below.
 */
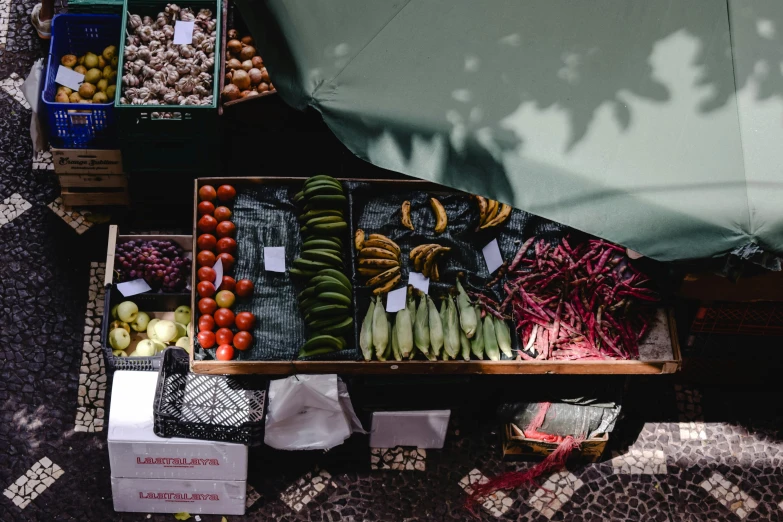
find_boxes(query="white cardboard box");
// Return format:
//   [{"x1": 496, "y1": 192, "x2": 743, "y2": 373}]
[
  {"x1": 111, "y1": 476, "x2": 245, "y2": 515},
  {"x1": 369, "y1": 410, "x2": 451, "y2": 449},
  {"x1": 108, "y1": 371, "x2": 248, "y2": 480}
]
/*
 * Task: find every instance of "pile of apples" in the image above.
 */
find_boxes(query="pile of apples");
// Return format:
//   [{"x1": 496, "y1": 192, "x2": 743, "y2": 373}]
[
  {"x1": 196, "y1": 184, "x2": 256, "y2": 361},
  {"x1": 108, "y1": 301, "x2": 192, "y2": 357}
]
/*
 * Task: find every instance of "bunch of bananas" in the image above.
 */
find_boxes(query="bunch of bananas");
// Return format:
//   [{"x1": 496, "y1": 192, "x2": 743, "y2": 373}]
[
  {"x1": 473, "y1": 195, "x2": 512, "y2": 230},
  {"x1": 354, "y1": 230, "x2": 402, "y2": 295},
  {"x1": 399, "y1": 198, "x2": 448, "y2": 233},
  {"x1": 409, "y1": 243, "x2": 451, "y2": 281},
  {"x1": 291, "y1": 175, "x2": 353, "y2": 357}
]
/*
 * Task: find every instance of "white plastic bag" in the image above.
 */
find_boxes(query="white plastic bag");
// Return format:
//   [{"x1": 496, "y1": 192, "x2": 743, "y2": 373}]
[
  {"x1": 21, "y1": 59, "x2": 47, "y2": 153},
  {"x1": 264, "y1": 374, "x2": 365, "y2": 451}
]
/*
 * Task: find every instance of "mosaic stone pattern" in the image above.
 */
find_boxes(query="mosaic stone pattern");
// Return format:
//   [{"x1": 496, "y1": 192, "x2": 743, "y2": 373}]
[
  {"x1": 0, "y1": 73, "x2": 29, "y2": 109},
  {"x1": 459, "y1": 468, "x2": 513, "y2": 517},
  {"x1": 32, "y1": 147, "x2": 53, "y2": 170},
  {"x1": 0, "y1": 192, "x2": 31, "y2": 225},
  {"x1": 0, "y1": 0, "x2": 10, "y2": 48},
  {"x1": 371, "y1": 447, "x2": 426, "y2": 471},
  {"x1": 246, "y1": 483, "x2": 261, "y2": 509},
  {"x1": 47, "y1": 197, "x2": 93, "y2": 234},
  {"x1": 526, "y1": 471, "x2": 584, "y2": 519},
  {"x1": 279, "y1": 469, "x2": 336, "y2": 513},
  {"x1": 2, "y1": 457, "x2": 63, "y2": 510},
  {"x1": 676, "y1": 384, "x2": 704, "y2": 422},
  {"x1": 700, "y1": 472, "x2": 758, "y2": 520},
  {"x1": 611, "y1": 448, "x2": 667, "y2": 474},
  {"x1": 75, "y1": 262, "x2": 107, "y2": 433}
]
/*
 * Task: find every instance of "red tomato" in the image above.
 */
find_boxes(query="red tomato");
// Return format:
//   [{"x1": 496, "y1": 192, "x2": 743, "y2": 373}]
[
  {"x1": 214, "y1": 206, "x2": 232, "y2": 222},
  {"x1": 198, "y1": 214, "x2": 218, "y2": 234},
  {"x1": 197, "y1": 281, "x2": 215, "y2": 298},
  {"x1": 233, "y1": 331, "x2": 252, "y2": 351},
  {"x1": 235, "y1": 279, "x2": 254, "y2": 298},
  {"x1": 217, "y1": 185, "x2": 237, "y2": 203},
  {"x1": 216, "y1": 237, "x2": 237, "y2": 255},
  {"x1": 199, "y1": 185, "x2": 217, "y2": 202},
  {"x1": 198, "y1": 298, "x2": 218, "y2": 315},
  {"x1": 198, "y1": 314, "x2": 215, "y2": 332},
  {"x1": 215, "y1": 328, "x2": 234, "y2": 345},
  {"x1": 197, "y1": 331, "x2": 216, "y2": 348},
  {"x1": 215, "y1": 221, "x2": 236, "y2": 238},
  {"x1": 217, "y1": 253, "x2": 235, "y2": 271},
  {"x1": 197, "y1": 250, "x2": 216, "y2": 267},
  {"x1": 216, "y1": 344, "x2": 234, "y2": 361},
  {"x1": 198, "y1": 266, "x2": 216, "y2": 283},
  {"x1": 197, "y1": 234, "x2": 217, "y2": 251},
  {"x1": 197, "y1": 201, "x2": 215, "y2": 216},
  {"x1": 220, "y1": 276, "x2": 236, "y2": 292},
  {"x1": 235, "y1": 312, "x2": 255, "y2": 331},
  {"x1": 214, "y1": 308, "x2": 235, "y2": 328}
]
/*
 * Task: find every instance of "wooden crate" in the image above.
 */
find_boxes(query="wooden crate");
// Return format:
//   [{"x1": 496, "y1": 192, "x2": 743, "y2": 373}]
[
  {"x1": 501, "y1": 424, "x2": 608, "y2": 462},
  {"x1": 61, "y1": 186, "x2": 128, "y2": 210},
  {"x1": 189, "y1": 177, "x2": 682, "y2": 376}
]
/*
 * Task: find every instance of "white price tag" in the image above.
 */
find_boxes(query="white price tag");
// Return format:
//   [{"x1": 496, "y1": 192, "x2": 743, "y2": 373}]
[
  {"x1": 212, "y1": 258, "x2": 224, "y2": 290},
  {"x1": 55, "y1": 66, "x2": 84, "y2": 91},
  {"x1": 385, "y1": 287, "x2": 407, "y2": 313},
  {"x1": 173, "y1": 20, "x2": 195, "y2": 44},
  {"x1": 482, "y1": 239, "x2": 504, "y2": 274},
  {"x1": 117, "y1": 278, "x2": 151, "y2": 297},
  {"x1": 264, "y1": 246, "x2": 286, "y2": 272},
  {"x1": 408, "y1": 272, "x2": 430, "y2": 295}
]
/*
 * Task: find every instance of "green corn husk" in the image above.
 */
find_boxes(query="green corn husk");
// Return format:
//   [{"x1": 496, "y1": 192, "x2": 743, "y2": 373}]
[
  {"x1": 360, "y1": 299, "x2": 375, "y2": 361},
  {"x1": 391, "y1": 317, "x2": 402, "y2": 361},
  {"x1": 414, "y1": 295, "x2": 430, "y2": 356},
  {"x1": 495, "y1": 316, "x2": 513, "y2": 358},
  {"x1": 456, "y1": 279, "x2": 477, "y2": 339},
  {"x1": 372, "y1": 296, "x2": 389, "y2": 357},
  {"x1": 443, "y1": 296, "x2": 460, "y2": 358},
  {"x1": 396, "y1": 299, "x2": 414, "y2": 358},
  {"x1": 470, "y1": 304, "x2": 484, "y2": 359},
  {"x1": 427, "y1": 295, "x2": 443, "y2": 356},
  {"x1": 460, "y1": 328, "x2": 471, "y2": 361},
  {"x1": 483, "y1": 314, "x2": 500, "y2": 361}
]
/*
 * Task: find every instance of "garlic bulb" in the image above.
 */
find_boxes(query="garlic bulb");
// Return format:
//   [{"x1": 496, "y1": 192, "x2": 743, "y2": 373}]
[
  {"x1": 128, "y1": 14, "x2": 142, "y2": 29},
  {"x1": 176, "y1": 76, "x2": 196, "y2": 93},
  {"x1": 124, "y1": 45, "x2": 138, "y2": 60},
  {"x1": 163, "y1": 90, "x2": 179, "y2": 104},
  {"x1": 138, "y1": 26, "x2": 153, "y2": 43},
  {"x1": 122, "y1": 74, "x2": 140, "y2": 87}
]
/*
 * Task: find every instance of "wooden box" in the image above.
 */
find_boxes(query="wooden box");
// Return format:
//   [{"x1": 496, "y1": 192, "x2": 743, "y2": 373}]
[
  {"x1": 52, "y1": 148, "x2": 123, "y2": 175},
  {"x1": 501, "y1": 424, "x2": 608, "y2": 462},
  {"x1": 190, "y1": 177, "x2": 682, "y2": 376}
]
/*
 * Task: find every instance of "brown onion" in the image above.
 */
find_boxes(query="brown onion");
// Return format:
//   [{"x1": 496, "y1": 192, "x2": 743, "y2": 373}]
[
  {"x1": 245, "y1": 90, "x2": 259, "y2": 98},
  {"x1": 241, "y1": 36, "x2": 254, "y2": 46},
  {"x1": 251, "y1": 56, "x2": 264, "y2": 69},
  {"x1": 227, "y1": 58, "x2": 242, "y2": 70},
  {"x1": 221, "y1": 84, "x2": 241, "y2": 102},
  {"x1": 239, "y1": 45, "x2": 256, "y2": 61},
  {"x1": 260, "y1": 67, "x2": 270, "y2": 83},
  {"x1": 232, "y1": 69, "x2": 251, "y2": 90},
  {"x1": 257, "y1": 82, "x2": 269, "y2": 93},
  {"x1": 240, "y1": 90, "x2": 251, "y2": 98},
  {"x1": 241, "y1": 60, "x2": 253, "y2": 72},
  {"x1": 227, "y1": 29, "x2": 238, "y2": 40},
  {"x1": 268, "y1": 83, "x2": 275, "y2": 91},
  {"x1": 227, "y1": 39, "x2": 242, "y2": 55},
  {"x1": 248, "y1": 68, "x2": 263, "y2": 86}
]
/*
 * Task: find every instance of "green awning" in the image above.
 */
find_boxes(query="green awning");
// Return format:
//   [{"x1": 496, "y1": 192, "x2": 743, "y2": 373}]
[{"x1": 238, "y1": 0, "x2": 783, "y2": 261}]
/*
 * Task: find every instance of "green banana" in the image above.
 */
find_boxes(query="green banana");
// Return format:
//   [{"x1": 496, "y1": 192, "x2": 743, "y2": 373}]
[
  {"x1": 316, "y1": 316, "x2": 353, "y2": 336},
  {"x1": 293, "y1": 191, "x2": 305, "y2": 203},
  {"x1": 298, "y1": 286, "x2": 316, "y2": 300},
  {"x1": 304, "y1": 175, "x2": 341, "y2": 187},
  {"x1": 308, "y1": 314, "x2": 351, "y2": 331},
  {"x1": 427, "y1": 295, "x2": 443, "y2": 356},
  {"x1": 308, "y1": 303, "x2": 350, "y2": 318},
  {"x1": 302, "y1": 238, "x2": 343, "y2": 251},
  {"x1": 318, "y1": 292, "x2": 351, "y2": 306},
  {"x1": 307, "y1": 194, "x2": 347, "y2": 207},
  {"x1": 304, "y1": 183, "x2": 344, "y2": 198},
  {"x1": 301, "y1": 249, "x2": 343, "y2": 267},
  {"x1": 299, "y1": 334, "x2": 344, "y2": 354},
  {"x1": 299, "y1": 209, "x2": 343, "y2": 223},
  {"x1": 308, "y1": 274, "x2": 342, "y2": 288},
  {"x1": 360, "y1": 299, "x2": 375, "y2": 361},
  {"x1": 311, "y1": 222, "x2": 348, "y2": 234},
  {"x1": 484, "y1": 315, "x2": 500, "y2": 361},
  {"x1": 289, "y1": 267, "x2": 316, "y2": 279},
  {"x1": 294, "y1": 258, "x2": 334, "y2": 272},
  {"x1": 305, "y1": 215, "x2": 345, "y2": 228},
  {"x1": 314, "y1": 281, "x2": 351, "y2": 299},
  {"x1": 470, "y1": 304, "x2": 484, "y2": 359},
  {"x1": 318, "y1": 269, "x2": 351, "y2": 290}
]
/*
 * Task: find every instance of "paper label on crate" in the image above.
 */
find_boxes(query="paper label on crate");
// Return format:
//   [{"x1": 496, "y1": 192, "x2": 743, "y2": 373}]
[
  {"x1": 264, "y1": 247, "x2": 286, "y2": 272},
  {"x1": 212, "y1": 258, "x2": 223, "y2": 290},
  {"x1": 55, "y1": 66, "x2": 84, "y2": 91},
  {"x1": 482, "y1": 239, "x2": 503, "y2": 274},
  {"x1": 408, "y1": 272, "x2": 430, "y2": 295},
  {"x1": 173, "y1": 20, "x2": 196, "y2": 44},
  {"x1": 385, "y1": 287, "x2": 407, "y2": 313},
  {"x1": 117, "y1": 279, "x2": 152, "y2": 297}
]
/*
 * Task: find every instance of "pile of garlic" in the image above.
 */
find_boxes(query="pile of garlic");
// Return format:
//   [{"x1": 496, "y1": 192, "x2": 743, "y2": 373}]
[{"x1": 120, "y1": 3, "x2": 217, "y2": 106}]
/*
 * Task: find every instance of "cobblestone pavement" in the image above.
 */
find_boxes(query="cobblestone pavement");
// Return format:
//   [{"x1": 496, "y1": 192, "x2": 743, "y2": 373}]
[{"x1": 3, "y1": 3, "x2": 783, "y2": 522}]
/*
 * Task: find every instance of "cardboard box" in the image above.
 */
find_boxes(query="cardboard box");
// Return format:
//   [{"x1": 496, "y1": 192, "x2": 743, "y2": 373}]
[
  {"x1": 501, "y1": 424, "x2": 608, "y2": 462},
  {"x1": 52, "y1": 148, "x2": 123, "y2": 175},
  {"x1": 369, "y1": 411, "x2": 450, "y2": 449},
  {"x1": 111, "y1": 477, "x2": 245, "y2": 515},
  {"x1": 108, "y1": 371, "x2": 248, "y2": 480}
]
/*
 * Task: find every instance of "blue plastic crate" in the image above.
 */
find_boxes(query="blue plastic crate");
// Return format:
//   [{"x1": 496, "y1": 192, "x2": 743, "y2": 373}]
[{"x1": 42, "y1": 14, "x2": 121, "y2": 148}]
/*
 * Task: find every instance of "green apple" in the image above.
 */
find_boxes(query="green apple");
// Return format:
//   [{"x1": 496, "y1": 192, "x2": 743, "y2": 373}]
[
  {"x1": 117, "y1": 301, "x2": 139, "y2": 323},
  {"x1": 134, "y1": 339, "x2": 157, "y2": 356},
  {"x1": 147, "y1": 318, "x2": 160, "y2": 340},
  {"x1": 111, "y1": 304, "x2": 119, "y2": 319},
  {"x1": 173, "y1": 322, "x2": 187, "y2": 341},
  {"x1": 151, "y1": 340, "x2": 167, "y2": 353},
  {"x1": 154, "y1": 320, "x2": 178, "y2": 343},
  {"x1": 174, "y1": 305, "x2": 191, "y2": 326},
  {"x1": 110, "y1": 320, "x2": 130, "y2": 333},
  {"x1": 176, "y1": 337, "x2": 191, "y2": 351},
  {"x1": 131, "y1": 311, "x2": 150, "y2": 332},
  {"x1": 109, "y1": 328, "x2": 131, "y2": 350},
  {"x1": 112, "y1": 349, "x2": 129, "y2": 357}
]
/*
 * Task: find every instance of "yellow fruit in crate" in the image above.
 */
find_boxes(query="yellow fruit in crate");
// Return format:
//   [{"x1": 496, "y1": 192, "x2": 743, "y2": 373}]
[
  {"x1": 68, "y1": 92, "x2": 82, "y2": 102},
  {"x1": 57, "y1": 85, "x2": 73, "y2": 96},
  {"x1": 83, "y1": 52, "x2": 99, "y2": 69},
  {"x1": 105, "y1": 69, "x2": 117, "y2": 85},
  {"x1": 96, "y1": 78, "x2": 108, "y2": 92},
  {"x1": 60, "y1": 54, "x2": 77, "y2": 67},
  {"x1": 74, "y1": 65, "x2": 87, "y2": 76},
  {"x1": 55, "y1": 91, "x2": 70, "y2": 103},
  {"x1": 93, "y1": 91, "x2": 108, "y2": 103},
  {"x1": 84, "y1": 68, "x2": 102, "y2": 84},
  {"x1": 111, "y1": 56, "x2": 119, "y2": 68},
  {"x1": 79, "y1": 99, "x2": 93, "y2": 104},
  {"x1": 102, "y1": 45, "x2": 117, "y2": 61},
  {"x1": 106, "y1": 85, "x2": 116, "y2": 99},
  {"x1": 77, "y1": 55, "x2": 85, "y2": 65},
  {"x1": 97, "y1": 55, "x2": 106, "y2": 69},
  {"x1": 78, "y1": 83, "x2": 96, "y2": 99}
]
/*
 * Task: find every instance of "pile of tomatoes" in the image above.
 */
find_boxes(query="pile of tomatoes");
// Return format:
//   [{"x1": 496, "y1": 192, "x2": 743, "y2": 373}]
[{"x1": 195, "y1": 184, "x2": 256, "y2": 361}]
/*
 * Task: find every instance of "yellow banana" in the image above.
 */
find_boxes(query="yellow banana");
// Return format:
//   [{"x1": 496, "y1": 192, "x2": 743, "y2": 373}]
[
  {"x1": 430, "y1": 197, "x2": 447, "y2": 233},
  {"x1": 401, "y1": 201, "x2": 414, "y2": 231}
]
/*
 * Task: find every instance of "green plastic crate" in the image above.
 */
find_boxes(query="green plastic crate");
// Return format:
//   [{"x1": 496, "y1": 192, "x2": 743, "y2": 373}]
[
  {"x1": 68, "y1": 0, "x2": 124, "y2": 14},
  {"x1": 115, "y1": 0, "x2": 221, "y2": 174}
]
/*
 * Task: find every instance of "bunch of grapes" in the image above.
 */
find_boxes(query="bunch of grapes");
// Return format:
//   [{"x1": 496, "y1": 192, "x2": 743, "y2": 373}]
[{"x1": 116, "y1": 239, "x2": 191, "y2": 293}]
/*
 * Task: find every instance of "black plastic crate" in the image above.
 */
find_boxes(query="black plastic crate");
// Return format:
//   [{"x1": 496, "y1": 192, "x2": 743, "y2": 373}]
[{"x1": 153, "y1": 348, "x2": 267, "y2": 444}]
